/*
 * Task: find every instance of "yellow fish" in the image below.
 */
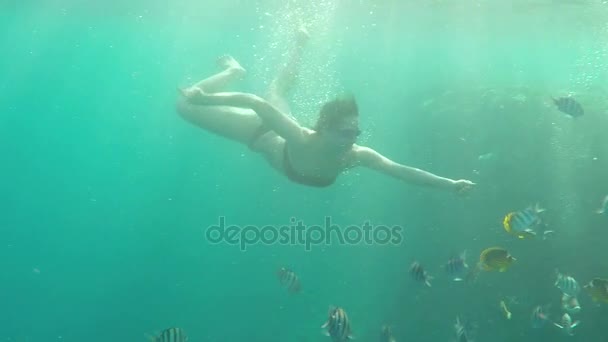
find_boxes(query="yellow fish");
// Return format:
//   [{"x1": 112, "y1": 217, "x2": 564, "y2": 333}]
[
  {"x1": 479, "y1": 247, "x2": 516, "y2": 272},
  {"x1": 500, "y1": 300, "x2": 512, "y2": 320},
  {"x1": 584, "y1": 278, "x2": 608, "y2": 303},
  {"x1": 502, "y1": 204, "x2": 544, "y2": 239}
]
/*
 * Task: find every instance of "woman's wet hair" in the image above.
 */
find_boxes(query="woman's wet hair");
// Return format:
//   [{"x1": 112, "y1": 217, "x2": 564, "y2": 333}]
[{"x1": 313, "y1": 94, "x2": 358, "y2": 131}]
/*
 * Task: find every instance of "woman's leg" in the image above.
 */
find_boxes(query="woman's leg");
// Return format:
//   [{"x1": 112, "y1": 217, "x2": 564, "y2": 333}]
[
  {"x1": 176, "y1": 56, "x2": 262, "y2": 145},
  {"x1": 189, "y1": 55, "x2": 246, "y2": 93},
  {"x1": 265, "y1": 26, "x2": 310, "y2": 115},
  {"x1": 176, "y1": 27, "x2": 310, "y2": 146}
]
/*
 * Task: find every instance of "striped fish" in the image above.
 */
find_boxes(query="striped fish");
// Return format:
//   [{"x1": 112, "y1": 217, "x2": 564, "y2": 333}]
[
  {"x1": 277, "y1": 267, "x2": 301, "y2": 294},
  {"x1": 453, "y1": 316, "x2": 472, "y2": 342},
  {"x1": 552, "y1": 96, "x2": 584, "y2": 117},
  {"x1": 322, "y1": 306, "x2": 353, "y2": 341},
  {"x1": 148, "y1": 328, "x2": 188, "y2": 342},
  {"x1": 555, "y1": 270, "x2": 581, "y2": 297},
  {"x1": 445, "y1": 251, "x2": 469, "y2": 281},
  {"x1": 503, "y1": 204, "x2": 545, "y2": 239},
  {"x1": 410, "y1": 261, "x2": 432, "y2": 287}
]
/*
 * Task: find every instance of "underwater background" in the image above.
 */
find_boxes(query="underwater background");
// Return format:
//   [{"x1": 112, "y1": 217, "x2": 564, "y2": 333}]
[{"x1": 1, "y1": 0, "x2": 608, "y2": 341}]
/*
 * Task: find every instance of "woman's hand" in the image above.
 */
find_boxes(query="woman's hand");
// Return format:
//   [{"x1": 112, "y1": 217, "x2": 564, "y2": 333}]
[{"x1": 451, "y1": 179, "x2": 476, "y2": 195}]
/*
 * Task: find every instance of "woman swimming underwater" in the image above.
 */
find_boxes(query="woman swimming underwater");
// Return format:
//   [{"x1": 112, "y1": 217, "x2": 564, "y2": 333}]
[{"x1": 176, "y1": 29, "x2": 475, "y2": 193}]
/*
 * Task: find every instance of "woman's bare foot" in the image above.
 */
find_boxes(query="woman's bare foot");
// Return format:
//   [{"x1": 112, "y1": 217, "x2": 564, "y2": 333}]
[
  {"x1": 217, "y1": 55, "x2": 246, "y2": 77},
  {"x1": 178, "y1": 86, "x2": 194, "y2": 97},
  {"x1": 178, "y1": 86, "x2": 206, "y2": 104}
]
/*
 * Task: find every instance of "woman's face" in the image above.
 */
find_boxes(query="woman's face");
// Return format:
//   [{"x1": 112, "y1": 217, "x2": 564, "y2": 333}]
[{"x1": 323, "y1": 117, "x2": 360, "y2": 148}]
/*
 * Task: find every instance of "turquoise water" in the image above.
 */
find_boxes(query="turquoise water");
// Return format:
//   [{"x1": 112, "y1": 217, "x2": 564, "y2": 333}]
[{"x1": 2, "y1": 0, "x2": 608, "y2": 341}]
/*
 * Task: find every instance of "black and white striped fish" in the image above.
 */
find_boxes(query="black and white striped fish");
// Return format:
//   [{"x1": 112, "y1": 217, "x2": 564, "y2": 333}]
[
  {"x1": 277, "y1": 267, "x2": 301, "y2": 293},
  {"x1": 552, "y1": 96, "x2": 584, "y2": 117},
  {"x1": 148, "y1": 327, "x2": 188, "y2": 342},
  {"x1": 555, "y1": 270, "x2": 581, "y2": 297},
  {"x1": 454, "y1": 316, "x2": 472, "y2": 342},
  {"x1": 322, "y1": 306, "x2": 353, "y2": 341},
  {"x1": 410, "y1": 261, "x2": 432, "y2": 287}
]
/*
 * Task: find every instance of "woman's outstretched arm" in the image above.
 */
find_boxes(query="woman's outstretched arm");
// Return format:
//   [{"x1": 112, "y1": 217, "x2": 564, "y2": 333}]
[
  {"x1": 354, "y1": 145, "x2": 475, "y2": 193},
  {"x1": 180, "y1": 88, "x2": 306, "y2": 144}
]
